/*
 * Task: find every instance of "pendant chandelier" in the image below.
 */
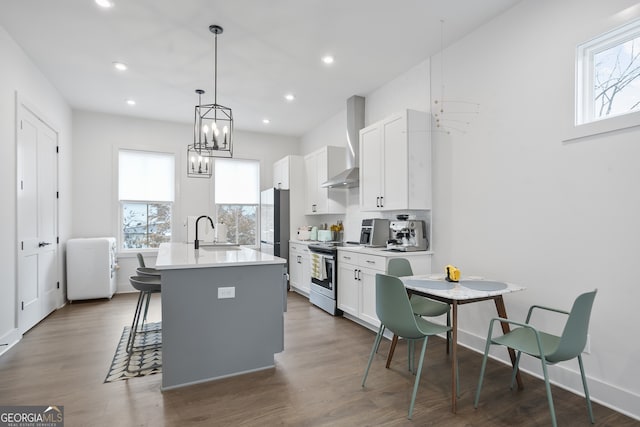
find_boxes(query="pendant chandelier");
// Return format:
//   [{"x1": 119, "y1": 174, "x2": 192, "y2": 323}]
[{"x1": 188, "y1": 24, "x2": 233, "y2": 178}]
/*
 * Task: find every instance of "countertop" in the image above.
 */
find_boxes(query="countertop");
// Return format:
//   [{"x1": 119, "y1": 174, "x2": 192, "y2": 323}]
[
  {"x1": 155, "y1": 242, "x2": 287, "y2": 270},
  {"x1": 289, "y1": 240, "x2": 433, "y2": 257}
]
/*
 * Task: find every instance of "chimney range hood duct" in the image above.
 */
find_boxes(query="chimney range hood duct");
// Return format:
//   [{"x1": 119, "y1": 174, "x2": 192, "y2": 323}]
[{"x1": 321, "y1": 95, "x2": 365, "y2": 188}]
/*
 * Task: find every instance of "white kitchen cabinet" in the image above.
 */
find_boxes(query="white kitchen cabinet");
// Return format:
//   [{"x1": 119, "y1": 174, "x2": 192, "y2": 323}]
[
  {"x1": 274, "y1": 155, "x2": 305, "y2": 242},
  {"x1": 337, "y1": 248, "x2": 432, "y2": 329},
  {"x1": 273, "y1": 155, "x2": 300, "y2": 190},
  {"x1": 289, "y1": 242, "x2": 310, "y2": 296},
  {"x1": 304, "y1": 146, "x2": 346, "y2": 215},
  {"x1": 337, "y1": 254, "x2": 359, "y2": 317},
  {"x1": 360, "y1": 110, "x2": 431, "y2": 211}
]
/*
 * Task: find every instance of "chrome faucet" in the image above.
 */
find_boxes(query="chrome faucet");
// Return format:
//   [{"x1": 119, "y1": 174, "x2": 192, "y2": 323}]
[{"x1": 194, "y1": 215, "x2": 215, "y2": 249}]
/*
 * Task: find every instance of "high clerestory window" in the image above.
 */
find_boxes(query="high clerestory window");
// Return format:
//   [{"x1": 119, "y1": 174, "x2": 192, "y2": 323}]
[{"x1": 575, "y1": 19, "x2": 640, "y2": 130}]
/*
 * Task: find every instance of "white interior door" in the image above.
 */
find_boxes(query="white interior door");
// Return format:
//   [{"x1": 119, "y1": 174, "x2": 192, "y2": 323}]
[{"x1": 17, "y1": 103, "x2": 59, "y2": 334}]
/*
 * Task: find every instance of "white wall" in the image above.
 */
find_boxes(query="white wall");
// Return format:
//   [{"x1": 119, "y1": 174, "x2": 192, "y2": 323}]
[
  {"x1": 300, "y1": 0, "x2": 640, "y2": 419},
  {"x1": 0, "y1": 26, "x2": 72, "y2": 347},
  {"x1": 72, "y1": 110, "x2": 300, "y2": 291},
  {"x1": 430, "y1": 0, "x2": 640, "y2": 419}
]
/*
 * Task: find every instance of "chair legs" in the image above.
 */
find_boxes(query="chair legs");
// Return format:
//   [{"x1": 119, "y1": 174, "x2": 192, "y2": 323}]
[
  {"x1": 578, "y1": 355, "x2": 595, "y2": 424},
  {"x1": 408, "y1": 337, "x2": 429, "y2": 419},
  {"x1": 126, "y1": 290, "x2": 161, "y2": 355},
  {"x1": 126, "y1": 291, "x2": 147, "y2": 354},
  {"x1": 363, "y1": 328, "x2": 433, "y2": 420},
  {"x1": 476, "y1": 344, "x2": 594, "y2": 427},
  {"x1": 386, "y1": 334, "x2": 399, "y2": 368},
  {"x1": 362, "y1": 324, "x2": 385, "y2": 387}
]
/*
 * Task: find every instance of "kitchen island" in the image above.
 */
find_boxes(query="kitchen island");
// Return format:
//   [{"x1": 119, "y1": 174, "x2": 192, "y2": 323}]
[{"x1": 155, "y1": 242, "x2": 287, "y2": 390}]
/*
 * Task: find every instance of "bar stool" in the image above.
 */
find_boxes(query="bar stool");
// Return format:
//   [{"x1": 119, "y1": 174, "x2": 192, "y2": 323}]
[
  {"x1": 127, "y1": 275, "x2": 162, "y2": 355},
  {"x1": 135, "y1": 253, "x2": 161, "y2": 324}
]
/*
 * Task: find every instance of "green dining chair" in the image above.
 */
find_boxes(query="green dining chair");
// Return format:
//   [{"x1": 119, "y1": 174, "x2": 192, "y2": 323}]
[
  {"x1": 362, "y1": 273, "x2": 451, "y2": 419},
  {"x1": 474, "y1": 290, "x2": 597, "y2": 427},
  {"x1": 385, "y1": 258, "x2": 451, "y2": 368}
]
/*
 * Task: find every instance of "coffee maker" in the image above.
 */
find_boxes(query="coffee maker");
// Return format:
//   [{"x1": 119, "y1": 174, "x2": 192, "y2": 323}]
[{"x1": 386, "y1": 220, "x2": 428, "y2": 251}]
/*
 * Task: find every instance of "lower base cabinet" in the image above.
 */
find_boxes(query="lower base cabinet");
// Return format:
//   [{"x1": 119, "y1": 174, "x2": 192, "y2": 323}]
[
  {"x1": 289, "y1": 242, "x2": 310, "y2": 296},
  {"x1": 337, "y1": 249, "x2": 431, "y2": 329}
]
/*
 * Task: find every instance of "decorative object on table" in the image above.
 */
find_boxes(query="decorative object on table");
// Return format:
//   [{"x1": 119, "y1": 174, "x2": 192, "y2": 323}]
[
  {"x1": 474, "y1": 290, "x2": 597, "y2": 427},
  {"x1": 445, "y1": 264, "x2": 460, "y2": 282},
  {"x1": 187, "y1": 24, "x2": 233, "y2": 179},
  {"x1": 362, "y1": 274, "x2": 451, "y2": 420},
  {"x1": 105, "y1": 322, "x2": 162, "y2": 383}
]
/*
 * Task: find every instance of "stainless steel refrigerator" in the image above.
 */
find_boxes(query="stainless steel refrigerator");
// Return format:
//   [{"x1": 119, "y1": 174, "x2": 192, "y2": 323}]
[{"x1": 260, "y1": 188, "x2": 290, "y2": 260}]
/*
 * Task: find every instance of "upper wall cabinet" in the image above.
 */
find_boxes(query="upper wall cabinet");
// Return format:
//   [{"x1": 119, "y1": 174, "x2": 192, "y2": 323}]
[
  {"x1": 359, "y1": 110, "x2": 431, "y2": 211},
  {"x1": 304, "y1": 146, "x2": 346, "y2": 215},
  {"x1": 273, "y1": 155, "x2": 303, "y2": 189}
]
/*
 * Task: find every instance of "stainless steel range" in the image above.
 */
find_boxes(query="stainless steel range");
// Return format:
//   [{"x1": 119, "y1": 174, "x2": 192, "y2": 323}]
[{"x1": 307, "y1": 242, "x2": 343, "y2": 316}]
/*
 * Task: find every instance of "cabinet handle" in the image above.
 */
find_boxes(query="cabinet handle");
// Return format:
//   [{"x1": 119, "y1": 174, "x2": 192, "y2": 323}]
[
  {"x1": 357, "y1": 269, "x2": 362, "y2": 280},
  {"x1": 380, "y1": 196, "x2": 384, "y2": 207},
  {"x1": 366, "y1": 260, "x2": 375, "y2": 264},
  {"x1": 343, "y1": 256, "x2": 351, "y2": 260},
  {"x1": 376, "y1": 196, "x2": 380, "y2": 207},
  {"x1": 353, "y1": 269, "x2": 358, "y2": 280}
]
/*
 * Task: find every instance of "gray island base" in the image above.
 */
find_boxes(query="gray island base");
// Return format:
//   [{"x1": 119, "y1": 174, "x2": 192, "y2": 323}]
[{"x1": 155, "y1": 243, "x2": 287, "y2": 390}]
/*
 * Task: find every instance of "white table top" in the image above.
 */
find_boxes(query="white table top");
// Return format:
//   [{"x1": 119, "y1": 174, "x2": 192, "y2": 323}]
[
  {"x1": 155, "y1": 242, "x2": 287, "y2": 270},
  {"x1": 401, "y1": 274, "x2": 525, "y2": 301}
]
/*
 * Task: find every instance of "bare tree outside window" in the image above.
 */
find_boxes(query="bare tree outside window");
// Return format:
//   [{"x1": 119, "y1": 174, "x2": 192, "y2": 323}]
[
  {"x1": 594, "y1": 36, "x2": 640, "y2": 118},
  {"x1": 216, "y1": 204, "x2": 257, "y2": 245},
  {"x1": 122, "y1": 202, "x2": 172, "y2": 248}
]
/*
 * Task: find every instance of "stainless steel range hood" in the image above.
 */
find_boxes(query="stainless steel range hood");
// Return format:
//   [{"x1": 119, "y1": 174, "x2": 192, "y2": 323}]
[{"x1": 321, "y1": 95, "x2": 365, "y2": 188}]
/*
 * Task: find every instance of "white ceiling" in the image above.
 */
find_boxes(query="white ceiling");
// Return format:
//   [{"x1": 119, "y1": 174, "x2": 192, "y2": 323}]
[{"x1": 0, "y1": 0, "x2": 520, "y2": 136}]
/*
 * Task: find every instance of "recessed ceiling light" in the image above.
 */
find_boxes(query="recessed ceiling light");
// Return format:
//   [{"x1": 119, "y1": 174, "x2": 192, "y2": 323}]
[
  {"x1": 262, "y1": 119, "x2": 270, "y2": 124},
  {"x1": 126, "y1": 99, "x2": 136, "y2": 106},
  {"x1": 95, "y1": 0, "x2": 114, "y2": 8},
  {"x1": 322, "y1": 55, "x2": 334, "y2": 65},
  {"x1": 284, "y1": 93, "x2": 295, "y2": 102},
  {"x1": 113, "y1": 62, "x2": 127, "y2": 71}
]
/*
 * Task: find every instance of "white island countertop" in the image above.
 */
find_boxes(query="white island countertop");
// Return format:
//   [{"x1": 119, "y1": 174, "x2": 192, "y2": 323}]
[{"x1": 155, "y1": 242, "x2": 287, "y2": 270}]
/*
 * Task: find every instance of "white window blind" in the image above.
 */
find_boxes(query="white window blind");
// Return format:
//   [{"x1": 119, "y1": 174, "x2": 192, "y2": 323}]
[
  {"x1": 214, "y1": 158, "x2": 259, "y2": 204},
  {"x1": 119, "y1": 150, "x2": 175, "y2": 201}
]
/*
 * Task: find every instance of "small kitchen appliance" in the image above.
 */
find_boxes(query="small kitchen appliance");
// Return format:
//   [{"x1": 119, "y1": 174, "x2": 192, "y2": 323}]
[
  {"x1": 386, "y1": 220, "x2": 428, "y2": 251},
  {"x1": 359, "y1": 218, "x2": 389, "y2": 247}
]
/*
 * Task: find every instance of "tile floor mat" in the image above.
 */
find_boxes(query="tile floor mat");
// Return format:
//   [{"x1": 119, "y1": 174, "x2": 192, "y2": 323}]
[{"x1": 104, "y1": 322, "x2": 162, "y2": 383}]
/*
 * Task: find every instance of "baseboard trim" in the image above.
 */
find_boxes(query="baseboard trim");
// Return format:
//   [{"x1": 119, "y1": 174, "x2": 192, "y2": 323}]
[
  {"x1": 0, "y1": 328, "x2": 21, "y2": 357},
  {"x1": 458, "y1": 328, "x2": 640, "y2": 421}
]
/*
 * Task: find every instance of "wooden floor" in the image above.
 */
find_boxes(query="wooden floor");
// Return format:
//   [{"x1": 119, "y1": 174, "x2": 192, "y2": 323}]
[{"x1": 0, "y1": 292, "x2": 637, "y2": 427}]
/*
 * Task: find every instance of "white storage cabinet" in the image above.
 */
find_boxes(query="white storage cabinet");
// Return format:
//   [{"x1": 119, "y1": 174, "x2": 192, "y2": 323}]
[
  {"x1": 289, "y1": 242, "x2": 311, "y2": 296},
  {"x1": 337, "y1": 248, "x2": 432, "y2": 329},
  {"x1": 360, "y1": 110, "x2": 431, "y2": 211},
  {"x1": 304, "y1": 146, "x2": 347, "y2": 214},
  {"x1": 67, "y1": 237, "x2": 117, "y2": 301}
]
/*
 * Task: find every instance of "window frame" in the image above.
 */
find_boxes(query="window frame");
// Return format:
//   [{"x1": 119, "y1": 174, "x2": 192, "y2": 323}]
[
  {"x1": 568, "y1": 18, "x2": 640, "y2": 141},
  {"x1": 116, "y1": 148, "x2": 177, "y2": 254},
  {"x1": 119, "y1": 199, "x2": 173, "y2": 251},
  {"x1": 213, "y1": 157, "x2": 260, "y2": 248}
]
